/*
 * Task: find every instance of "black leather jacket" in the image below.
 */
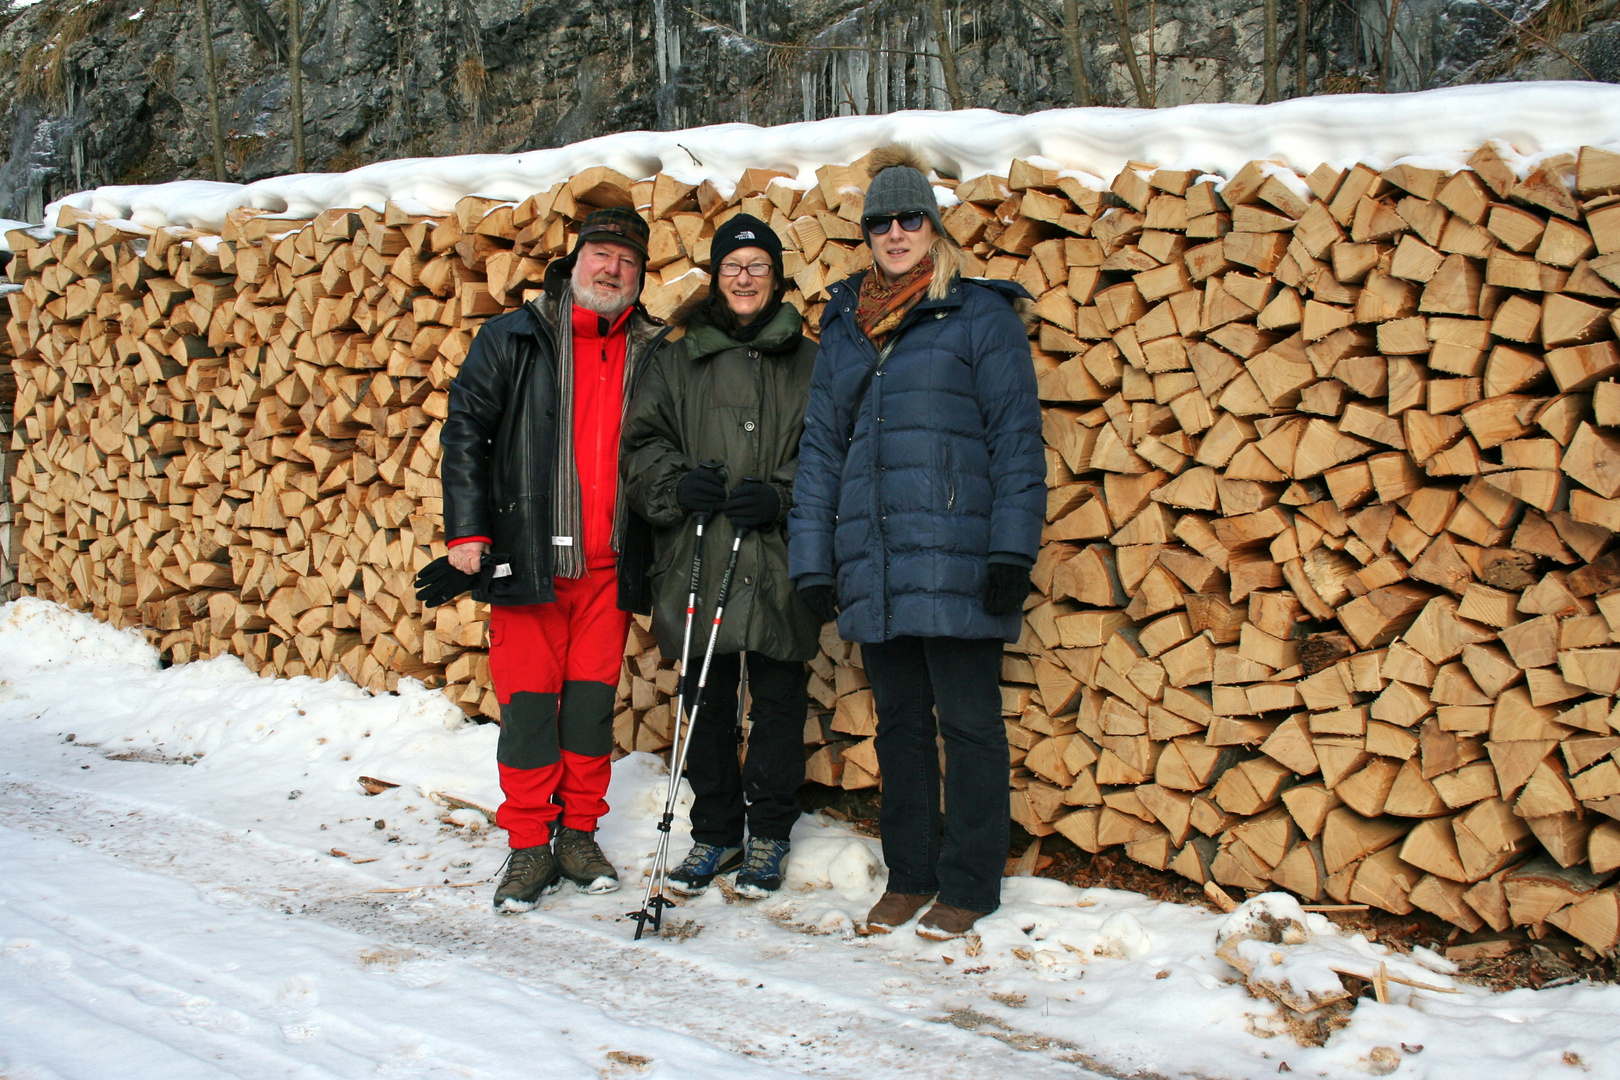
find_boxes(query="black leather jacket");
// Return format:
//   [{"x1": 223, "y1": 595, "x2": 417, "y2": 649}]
[{"x1": 439, "y1": 264, "x2": 669, "y2": 607}]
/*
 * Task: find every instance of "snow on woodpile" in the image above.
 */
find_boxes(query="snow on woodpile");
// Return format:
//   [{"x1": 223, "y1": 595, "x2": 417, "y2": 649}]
[
  {"x1": 7, "y1": 83, "x2": 1620, "y2": 947},
  {"x1": 29, "y1": 82, "x2": 1620, "y2": 235}
]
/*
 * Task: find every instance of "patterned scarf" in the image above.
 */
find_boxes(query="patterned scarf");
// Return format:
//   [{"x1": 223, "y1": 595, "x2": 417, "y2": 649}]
[{"x1": 856, "y1": 256, "x2": 934, "y2": 345}]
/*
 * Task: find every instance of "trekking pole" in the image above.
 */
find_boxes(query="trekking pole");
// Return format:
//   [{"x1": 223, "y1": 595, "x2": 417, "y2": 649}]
[
  {"x1": 632, "y1": 525, "x2": 751, "y2": 938},
  {"x1": 631, "y1": 510, "x2": 710, "y2": 940}
]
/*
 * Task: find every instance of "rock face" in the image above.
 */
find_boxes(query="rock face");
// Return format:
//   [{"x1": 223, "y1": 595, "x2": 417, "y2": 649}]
[{"x1": 0, "y1": 0, "x2": 1616, "y2": 222}]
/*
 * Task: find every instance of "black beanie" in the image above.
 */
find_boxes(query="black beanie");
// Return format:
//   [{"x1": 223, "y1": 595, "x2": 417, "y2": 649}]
[{"x1": 709, "y1": 213, "x2": 784, "y2": 280}]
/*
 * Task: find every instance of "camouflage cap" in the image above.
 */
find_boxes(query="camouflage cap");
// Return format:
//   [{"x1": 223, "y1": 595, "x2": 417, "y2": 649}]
[{"x1": 571, "y1": 207, "x2": 650, "y2": 260}]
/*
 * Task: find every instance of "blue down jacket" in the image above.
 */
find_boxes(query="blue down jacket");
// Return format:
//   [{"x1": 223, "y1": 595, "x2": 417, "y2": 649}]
[{"x1": 788, "y1": 272, "x2": 1045, "y2": 644}]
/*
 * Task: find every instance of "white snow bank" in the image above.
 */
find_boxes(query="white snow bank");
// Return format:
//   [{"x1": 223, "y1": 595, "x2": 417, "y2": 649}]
[
  {"x1": 0, "y1": 219, "x2": 31, "y2": 253},
  {"x1": 4, "y1": 596, "x2": 1620, "y2": 1080},
  {"x1": 34, "y1": 83, "x2": 1620, "y2": 236}
]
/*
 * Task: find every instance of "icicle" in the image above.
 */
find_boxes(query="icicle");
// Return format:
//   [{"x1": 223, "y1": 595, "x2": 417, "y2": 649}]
[
  {"x1": 654, "y1": 0, "x2": 668, "y2": 87},
  {"x1": 876, "y1": 19, "x2": 889, "y2": 114},
  {"x1": 738, "y1": 0, "x2": 747, "y2": 38},
  {"x1": 850, "y1": 46, "x2": 869, "y2": 114},
  {"x1": 671, "y1": 25, "x2": 684, "y2": 127}
]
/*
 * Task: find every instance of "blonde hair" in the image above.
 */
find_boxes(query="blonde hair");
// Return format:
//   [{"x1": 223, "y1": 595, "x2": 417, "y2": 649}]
[{"x1": 927, "y1": 231, "x2": 968, "y2": 301}]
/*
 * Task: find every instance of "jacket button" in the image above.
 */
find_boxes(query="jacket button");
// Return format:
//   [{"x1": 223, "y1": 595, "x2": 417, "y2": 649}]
[
  {"x1": 744, "y1": 421, "x2": 756, "y2": 431},
  {"x1": 744, "y1": 576, "x2": 753, "y2": 584}
]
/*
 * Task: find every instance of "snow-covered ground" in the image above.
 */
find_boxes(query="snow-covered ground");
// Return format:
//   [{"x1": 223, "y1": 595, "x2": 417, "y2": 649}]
[
  {"x1": 1, "y1": 596, "x2": 1617, "y2": 1080},
  {"x1": 13, "y1": 83, "x2": 1620, "y2": 237}
]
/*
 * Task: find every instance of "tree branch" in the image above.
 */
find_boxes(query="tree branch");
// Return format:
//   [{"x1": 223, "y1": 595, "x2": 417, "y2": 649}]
[
  {"x1": 1476, "y1": 0, "x2": 1597, "y2": 80},
  {"x1": 1061, "y1": 0, "x2": 1094, "y2": 106},
  {"x1": 1109, "y1": 0, "x2": 1152, "y2": 107},
  {"x1": 299, "y1": 0, "x2": 332, "y2": 54},
  {"x1": 228, "y1": 0, "x2": 283, "y2": 60}
]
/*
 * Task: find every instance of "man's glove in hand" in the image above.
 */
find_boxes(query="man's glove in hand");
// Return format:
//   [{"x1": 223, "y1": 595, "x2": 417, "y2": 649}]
[
  {"x1": 722, "y1": 479, "x2": 781, "y2": 530},
  {"x1": 982, "y1": 562, "x2": 1031, "y2": 617},
  {"x1": 415, "y1": 551, "x2": 521, "y2": 607},
  {"x1": 415, "y1": 556, "x2": 474, "y2": 608},
  {"x1": 676, "y1": 463, "x2": 728, "y2": 514},
  {"x1": 799, "y1": 584, "x2": 838, "y2": 625}
]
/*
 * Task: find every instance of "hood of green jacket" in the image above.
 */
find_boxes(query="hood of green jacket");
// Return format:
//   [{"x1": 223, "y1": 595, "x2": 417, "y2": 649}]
[{"x1": 681, "y1": 302, "x2": 803, "y2": 360}]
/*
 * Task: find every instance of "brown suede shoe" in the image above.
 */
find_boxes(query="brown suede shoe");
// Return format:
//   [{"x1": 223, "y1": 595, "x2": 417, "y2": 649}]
[
  {"x1": 916, "y1": 901, "x2": 987, "y2": 941},
  {"x1": 859, "y1": 891, "x2": 934, "y2": 935}
]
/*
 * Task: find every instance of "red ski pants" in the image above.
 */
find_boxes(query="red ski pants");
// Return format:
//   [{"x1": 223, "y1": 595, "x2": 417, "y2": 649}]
[{"x1": 489, "y1": 571, "x2": 629, "y2": 849}]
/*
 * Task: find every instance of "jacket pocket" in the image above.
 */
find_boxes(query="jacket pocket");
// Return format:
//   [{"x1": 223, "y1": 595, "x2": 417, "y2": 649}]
[
  {"x1": 649, "y1": 527, "x2": 682, "y2": 578},
  {"x1": 487, "y1": 618, "x2": 507, "y2": 697}
]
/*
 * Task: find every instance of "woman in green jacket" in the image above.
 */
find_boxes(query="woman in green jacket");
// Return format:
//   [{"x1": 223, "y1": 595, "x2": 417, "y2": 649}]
[{"x1": 621, "y1": 213, "x2": 821, "y2": 898}]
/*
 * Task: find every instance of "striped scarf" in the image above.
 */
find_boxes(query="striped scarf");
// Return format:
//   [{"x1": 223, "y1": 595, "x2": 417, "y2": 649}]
[
  {"x1": 549, "y1": 289, "x2": 588, "y2": 580},
  {"x1": 547, "y1": 288, "x2": 640, "y2": 580}
]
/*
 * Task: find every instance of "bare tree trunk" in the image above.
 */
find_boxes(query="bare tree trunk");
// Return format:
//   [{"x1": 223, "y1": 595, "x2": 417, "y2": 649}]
[
  {"x1": 396, "y1": 0, "x2": 413, "y2": 149},
  {"x1": 1378, "y1": 0, "x2": 1400, "y2": 92},
  {"x1": 924, "y1": 0, "x2": 965, "y2": 108},
  {"x1": 289, "y1": 0, "x2": 306, "y2": 170},
  {"x1": 1263, "y1": 0, "x2": 1278, "y2": 102},
  {"x1": 1110, "y1": 0, "x2": 1151, "y2": 107},
  {"x1": 1061, "y1": 0, "x2": 1093, "y2": 106},
  {"x1": 1296, "y1": 0, "x2": 1308, "y2": 96},
  {"x1": 199, "y1": 0, "x2": 228, "y2": 181},
  {"x1": 1148, "y1": 0, "x2": 1156, "y2": 98}
]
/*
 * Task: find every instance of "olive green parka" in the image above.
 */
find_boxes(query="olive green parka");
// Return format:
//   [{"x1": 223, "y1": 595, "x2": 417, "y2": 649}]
[{"x1": 621, "y1": 301, "x2": 821, "y2": 662}]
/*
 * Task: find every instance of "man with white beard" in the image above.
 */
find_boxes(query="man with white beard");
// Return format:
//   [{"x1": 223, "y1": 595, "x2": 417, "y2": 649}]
[{"x1": 436, "y1": 208, "x2": 670, "y2": 913}]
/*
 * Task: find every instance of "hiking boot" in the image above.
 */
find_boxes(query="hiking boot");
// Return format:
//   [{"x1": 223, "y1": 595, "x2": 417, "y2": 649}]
[
  {"x1": 858, "y1": 891, "x2": 934, "y2": 935},
  {"x1": 734, "y1": 837, "x2": 791, "y2": 899},
  {"x1": 552, "y1": 825, "x2": 620, "y2": 894},
  {"x1": 667, "y1": 841, "x2": 743, "y2": 896},
  {"x1": 493, "y1": 845, "x2": 561, "y2": 914},
  {"x1": 916, "y1": 901, "x2": 988, "y2": 941}
]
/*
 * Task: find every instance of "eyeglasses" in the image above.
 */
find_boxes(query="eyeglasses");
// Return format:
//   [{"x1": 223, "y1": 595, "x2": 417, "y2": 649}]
[
  {"x1": 717, "y1": 261, "x2": 773, "y2": 278},
  {"x1": 863, "y1": 211, "x2": 928, "y2": 236}
]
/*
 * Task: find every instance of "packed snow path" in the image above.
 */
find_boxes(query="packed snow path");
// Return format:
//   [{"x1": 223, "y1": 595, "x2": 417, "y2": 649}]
[
  {"x1": 0, "y1": 778, "x2": 1105, "y2": 1080},
  {"x1": 3, "y1": 597, "x2": 1619, "y2": 1080}
]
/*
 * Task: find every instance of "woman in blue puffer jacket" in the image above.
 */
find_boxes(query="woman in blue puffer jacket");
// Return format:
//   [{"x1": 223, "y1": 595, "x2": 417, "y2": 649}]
[{"x1": 788, "y1": 144, "x2": 1046, "y2": 941}]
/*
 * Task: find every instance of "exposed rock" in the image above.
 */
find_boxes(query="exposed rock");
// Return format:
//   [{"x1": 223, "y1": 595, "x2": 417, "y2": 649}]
[{"x1": 0, "y1": 0, "x2": 1616, "y2": 224}]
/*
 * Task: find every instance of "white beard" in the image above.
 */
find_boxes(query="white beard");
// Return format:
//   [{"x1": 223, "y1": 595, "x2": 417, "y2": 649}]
[{"x1": 572, "y1": 269, "x2": 635, "y2": 318}]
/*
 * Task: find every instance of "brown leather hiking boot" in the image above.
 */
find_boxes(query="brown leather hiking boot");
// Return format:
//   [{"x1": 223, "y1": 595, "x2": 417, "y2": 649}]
[
  {"x1": 859, "y1": 891, "x2": 934, "y2": 935},
  {"x1": 916, "y1": 901, "x2": 988, "y2": 941}
]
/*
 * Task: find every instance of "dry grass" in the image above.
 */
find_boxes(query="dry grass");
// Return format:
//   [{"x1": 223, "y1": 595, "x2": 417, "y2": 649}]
[
  {"x1": 455, "y1": 56, "x2": 488, "y2": 123},
  {"x1": 11, "y1": 0, "x2": 123, "y2": 104}
]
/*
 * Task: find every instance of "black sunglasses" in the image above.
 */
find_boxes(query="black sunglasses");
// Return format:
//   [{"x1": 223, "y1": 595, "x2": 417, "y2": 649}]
[{"x1": 864, "y1": 211, "x2": 928, "y2": 236}]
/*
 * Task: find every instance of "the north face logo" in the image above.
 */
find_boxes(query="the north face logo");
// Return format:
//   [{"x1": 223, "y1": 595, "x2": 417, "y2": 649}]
[{"x1": 735, "y1": 230, "x2": 756, "y2": 239}]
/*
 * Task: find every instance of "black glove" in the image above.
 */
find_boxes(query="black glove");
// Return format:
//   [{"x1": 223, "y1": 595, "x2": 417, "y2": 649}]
[
  {"x1": 982, "y1": 561, "x2": 1030, "y2": 617},
  {"x1": 414, "y1": 551, "x2": 521, "y2": 607},
  {"x1": 415, "y1": 556, "x2": 475, "y2": 608},
  {"x1": 676, "y1": 462, "x2": 728, "y2": 514},
  {"x1": 478, "y1": 551, "x2": 523, "y2": 604},
  {"x1": 799, "y1": 584, "x2": 838, "y2": 624},
  {"x1": 722, "y1": 478, "x2": 781, "y2": 530}
]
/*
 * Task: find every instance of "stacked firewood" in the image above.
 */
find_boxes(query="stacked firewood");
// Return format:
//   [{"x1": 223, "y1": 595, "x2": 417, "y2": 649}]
[{"x1": 8, "y1": 141, "x2": 1620, "y2": 947}]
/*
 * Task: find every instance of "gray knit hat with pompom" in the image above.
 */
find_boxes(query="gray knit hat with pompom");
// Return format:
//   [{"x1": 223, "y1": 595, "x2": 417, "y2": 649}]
[{"x1": 860, "y1": 143, "x2": 945, "y2": 243}]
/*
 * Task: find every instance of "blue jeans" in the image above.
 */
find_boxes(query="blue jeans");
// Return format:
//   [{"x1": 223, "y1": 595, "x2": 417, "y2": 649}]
[{"x1": 861, "y1": 636, "x2": 1007, "y2": 914}]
